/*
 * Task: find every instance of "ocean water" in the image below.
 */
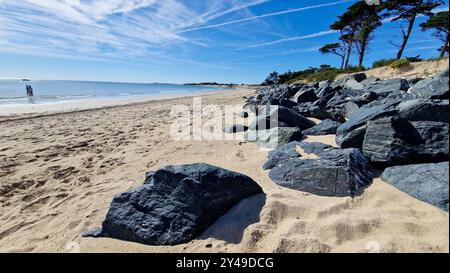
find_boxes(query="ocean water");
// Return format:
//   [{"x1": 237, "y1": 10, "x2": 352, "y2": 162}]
[{"x1": 0, "y1": 80, "x2": 224, "y2": 106}]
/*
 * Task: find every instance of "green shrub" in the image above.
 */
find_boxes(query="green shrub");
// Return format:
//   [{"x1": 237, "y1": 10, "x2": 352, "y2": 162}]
[
  {"x1": 389, "y1": 59, "x2": 411, "y2": 69},
  {"x1": 264, "y1": 64, "x2": 366, "y2": 85},
  {"x1": 372, "y1": 59, "x2": 396, "y2": 68},
  {"x1": 405, "y1": 55, "x2": 423, "y2": 63}
]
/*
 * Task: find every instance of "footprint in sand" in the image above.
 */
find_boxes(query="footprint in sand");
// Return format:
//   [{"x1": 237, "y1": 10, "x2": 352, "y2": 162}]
[
  {"x1": 52, "y1": 167, "x2": 79, "y2": 180},
  {"x1": 235, "y1": 150, "x2": 245, "y2": 159}
]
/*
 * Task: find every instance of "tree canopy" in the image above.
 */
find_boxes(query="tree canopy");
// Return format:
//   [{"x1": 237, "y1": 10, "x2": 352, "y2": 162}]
[
  {"x1": 420, "y1": 11, "x2": 449, "y2": 56},
  {"x1": 382, "y1": 0, "x2": 444, "y2": 59}
]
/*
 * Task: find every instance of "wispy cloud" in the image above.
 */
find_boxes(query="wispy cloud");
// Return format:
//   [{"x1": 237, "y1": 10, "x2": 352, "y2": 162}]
[
  {"x1": 389, "y1": 45, "x2": 441, "y2": 52},
  {"x1": 248, "y1": 1, "x2": 447, "y2": 50},
  {"x1": 0, "y1": 0, "x2": 269, "y2": 61},
  {"x1": 240, "y1": 30, "x2": 338, "y2": 49},
  {"x1": 179, "y1": 0, "x2": 354, "y2": 33}
]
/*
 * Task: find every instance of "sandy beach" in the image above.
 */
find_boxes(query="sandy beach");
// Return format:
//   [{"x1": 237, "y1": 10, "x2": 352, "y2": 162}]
[{"x1": 0, "y1": 86, "x2": 448, "y2": 253}]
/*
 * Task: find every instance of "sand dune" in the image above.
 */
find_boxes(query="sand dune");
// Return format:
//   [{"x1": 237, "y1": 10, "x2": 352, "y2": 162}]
[
  {"x1": 0, "y1": 88, "x2": 448, "y2": 253},
  {"x1": 336, "y1": 58, "x2": 449, "y2": 81}
]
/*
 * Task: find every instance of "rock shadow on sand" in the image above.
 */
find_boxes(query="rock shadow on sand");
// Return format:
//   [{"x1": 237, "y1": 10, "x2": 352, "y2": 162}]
[{"x1": 198, "y1": 193, "x2": 266, "y2": 244}]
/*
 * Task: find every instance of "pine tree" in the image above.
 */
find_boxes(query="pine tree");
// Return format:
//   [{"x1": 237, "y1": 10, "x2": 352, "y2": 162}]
[
  {"x1": 319, "y1": 43, "x2": 346, "y2": 69},
  {"x1": 383, "y1": 0, "x2": 443, "y2": 60},
  {"x1": 420, "y1": 11, "x2": 449, "y2": 57},
  {"x1": 330, "y1": 2, "x2": 381, "y2": 68}
]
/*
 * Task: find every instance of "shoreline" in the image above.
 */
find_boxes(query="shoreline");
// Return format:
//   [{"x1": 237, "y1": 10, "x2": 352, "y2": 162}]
[{"x1": 0, "y1": 86, "x2": 257, "y2": 122}]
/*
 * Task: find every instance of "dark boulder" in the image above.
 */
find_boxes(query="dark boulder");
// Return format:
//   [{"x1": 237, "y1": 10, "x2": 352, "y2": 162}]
[
  {"x1": 336, "y1": 101, "x2": 399, "y2": 148},
  {"x1": 363, "y1": 117, "x2": 449, "y2": 165},
  {"x1": 303, "y1": 119, "x2": 342, "y2": 135},
  {"x1": 263, "y1": 141, "x2": 334, "y2": 170},
  {"x1": 397, "y1": 99, "x2": 449, "y2": 123},
  {"x1": 317, "y1": 85, "x2": 340, "y2": 99},
  {"x1": 349, "y1": 73, "x2": 367, "y2": 82},
  {"x1": 83, "y1": 163, "x2": 263, "y2": 245},
  {"x1": 381, "y1": 162, "x2": 449, "y2": 211},
  {"x1": 263, "y1": 141, "x2": 303, "y2": 170},
  {"x1": 266, "y1": 98, "x2": 298, "y2": 109},
  {"x1": 337, "y1": 125, "x2": 368, "y2": 149},
  {"x1": 360, "y1": 76, "x2": 380, "y2": 86},
  {"x1": 338, "y1": 73, "x2": 367, "y2": 84},
  {"x1": 376, "y1": 90, "x2": 408, "y2": 104},
  {"x1": 250, "y1": 106, "x2": 315, "y2": 130},
  {"x1": 295, "y1": 102, "x2": 313, "y2": 116},
  {"x1": 323, "y1": 89, "x2": 365, "y2": 121},
  {"x1": 333, "y1": 73, "x2": 367, "y2": 91},
  {"x1": 267, "y1": 146, "x2": 375, "y2": 197},
  {"x1": 336, "y1": 99, "x2": 449, "y2": 149},
  {"x1": 409, "y1": 73, "x2": 449, "y2": 100},
  {"x1": 245, "y1": 127, "x2": 304, "y2": 149},
  {"x1": 343, "y1": 101, "x2": 360, "y2": 117},
  {"x1": 352, "y1": 91, "x2": 378, "y2": 106},
  {"x1": 408, "y1": 77, "x2": 424, "y2": 85},
  {"x1": 344, "y1": 79, "x2": 365, "y2": 90},
  {"x1": 243, "y1": 85, "x2": 299, "y2": 112},
  {"x1": 307, "y1": 105, "x2": 331, "y2": 120},
  {"x1": 292, "y1": 88, "x2": 318, "y2": 103},
  {"x1": 365, "y1": 78, "x2": 409, "y2": 96}
]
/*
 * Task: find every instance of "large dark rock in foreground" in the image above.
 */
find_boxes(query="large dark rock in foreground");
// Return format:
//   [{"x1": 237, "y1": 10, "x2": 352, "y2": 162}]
[
  {"x1": 363, "y1": 117, "x2": 449, "y2": 165},
  {"x1": 83, "y1": 163, "x2": 263, "y2": 245},
  {"x1": 265, "y1": 142, "x2": 376, "y2": 197},
  {"x1": 381, "y1": 162, "x2": 449, "y2": 211},
  {"x1": 303, "y1": 119, "x2": 342, "y2": 135}
]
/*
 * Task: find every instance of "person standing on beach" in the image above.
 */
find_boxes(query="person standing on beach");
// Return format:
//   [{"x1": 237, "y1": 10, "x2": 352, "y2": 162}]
[{"x1": 26, "y1": 85, "x2": 34, "y2": 96}]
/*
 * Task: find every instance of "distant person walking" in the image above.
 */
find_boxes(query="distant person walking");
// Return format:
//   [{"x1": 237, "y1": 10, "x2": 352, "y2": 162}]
[{"x1": 26, "y1": 85, "x2": 34, "y2": 96}]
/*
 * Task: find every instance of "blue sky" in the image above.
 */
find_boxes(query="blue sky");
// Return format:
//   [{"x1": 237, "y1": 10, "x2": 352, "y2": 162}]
[{"x1": 0, "y1": 0, "x2": 448, "y2": 83}]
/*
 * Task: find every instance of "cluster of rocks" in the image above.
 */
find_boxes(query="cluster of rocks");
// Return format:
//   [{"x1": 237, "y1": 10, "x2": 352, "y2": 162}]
[
  {"x1": 240, "y1": 70, "x2": 448, "y2": 210},
  {"x1": 84, "y1": 69, "x2": 448, "y2": 247},
  {"x1": 83, "y1": 163, "x2": 263, "y2": 245}
]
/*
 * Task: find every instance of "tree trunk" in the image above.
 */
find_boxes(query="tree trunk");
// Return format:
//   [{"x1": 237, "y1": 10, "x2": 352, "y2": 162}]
[
  {"x1": 396, "y1": 16, "x2": 416, "y2": 60},
  {"x1": 358, "y1": 38, "x2": 367, "y2": 68},
  {"x1": 439, "y1": 34, "x2": 449, "y2": 58},
  {"x1": 344, "y1": 40, "x2": 353, "y2": 68},
  {"x1": 340, "y1": 53, "x2": 346, "y2": 69}
]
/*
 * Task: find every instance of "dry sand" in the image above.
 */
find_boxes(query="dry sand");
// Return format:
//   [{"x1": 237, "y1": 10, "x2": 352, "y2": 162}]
[
  {"x1": 336, "y1": 58, "x2": 449, "y2": 81},
  {"x1": 0, "y1": 87, "x2": 448, "y2": 253}
]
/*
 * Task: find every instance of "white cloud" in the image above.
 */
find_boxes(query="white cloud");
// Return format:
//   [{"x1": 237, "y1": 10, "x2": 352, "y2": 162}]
[
  {"x1": 0, "y1": 0, "x2": 269, "y2": 60},
  {"x1": 179, "y1": 0, "x2": 354, "y2": 33},
  {"x1": 0, "y1": 0, "x2": 360, "y2": 63},
  {"x1": 240, "y1": 30, "x2": 338, "y2": 49}
]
